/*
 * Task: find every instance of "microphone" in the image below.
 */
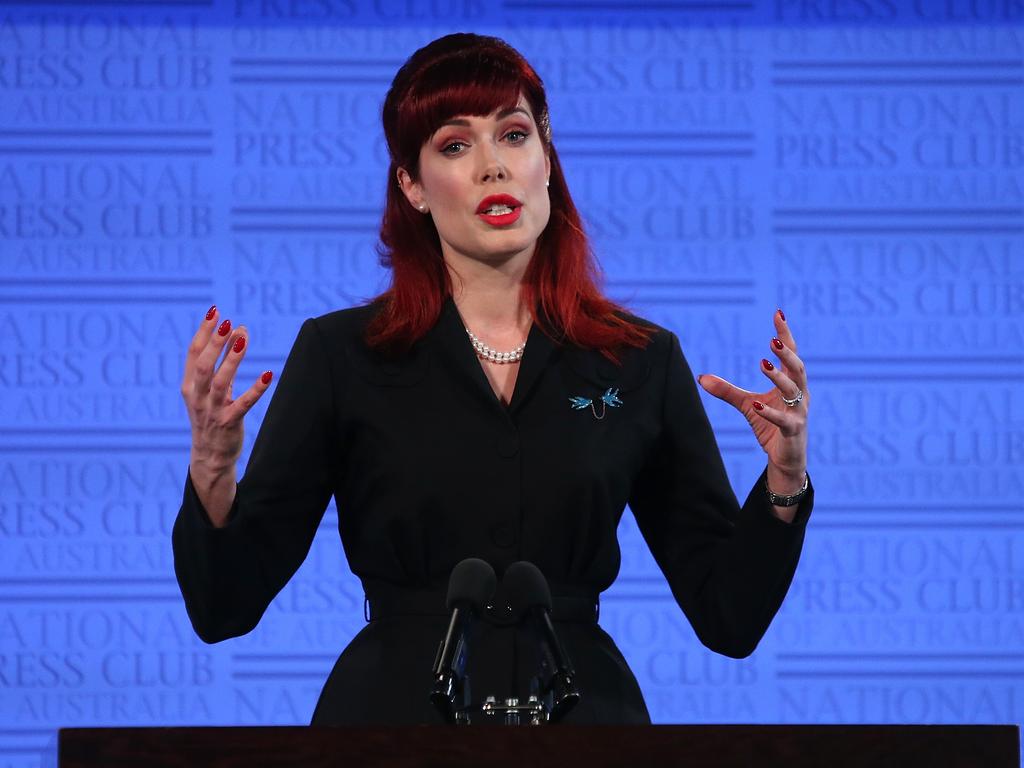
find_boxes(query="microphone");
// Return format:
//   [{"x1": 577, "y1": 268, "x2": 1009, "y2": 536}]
[
  {"x1": 504, "y1": 561, "x2": 581, "y2": 722},
  {"x1": 430, "y1": 557, "x2": 496, "y2": 723}
]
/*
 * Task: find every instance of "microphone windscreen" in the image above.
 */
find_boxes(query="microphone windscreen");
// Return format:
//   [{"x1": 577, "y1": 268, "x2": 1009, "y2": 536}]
[
  {"x1": 446, "y1": 557, "x2": 497, "y2": 610},
  {"x1": 504, "y1": 561, "x2": 552, "y2": 616}
]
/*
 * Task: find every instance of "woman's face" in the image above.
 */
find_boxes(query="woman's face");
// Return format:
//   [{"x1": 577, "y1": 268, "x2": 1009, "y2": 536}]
[{"x1": 398, "y1": 94, "x2": 551, "y2": 271}]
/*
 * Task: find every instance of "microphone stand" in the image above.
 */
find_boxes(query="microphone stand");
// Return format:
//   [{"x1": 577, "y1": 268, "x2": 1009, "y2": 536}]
[
  {"x1": 531, "y1": 606, "x2": 581, "y2": 723},
  {"x1": 429, "y1": 558, "x2": 496, "y2": 724},
  {"x1": 439, "y1": 560, "x2": 582, "y2": 725},
  {"x1": 429, "y1": 605, "x2": 473, "y2": 724}
]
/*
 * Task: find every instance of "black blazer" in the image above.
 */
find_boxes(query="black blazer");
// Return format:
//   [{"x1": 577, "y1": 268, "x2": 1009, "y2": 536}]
[{"x1": 172, "y1": 297, "x2": 813, "y2": 724}]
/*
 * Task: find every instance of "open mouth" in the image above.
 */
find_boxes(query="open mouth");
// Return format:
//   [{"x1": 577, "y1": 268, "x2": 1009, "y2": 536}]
[
  {"x1": 477, "y1": 205, "x2": 522, "y2": 225},
  {"x1": 476, "y1": 193, "x2": 523, "y2": 226},
  {"x1": 481, "y1": 204, "x2": 516, "y2": 215}
]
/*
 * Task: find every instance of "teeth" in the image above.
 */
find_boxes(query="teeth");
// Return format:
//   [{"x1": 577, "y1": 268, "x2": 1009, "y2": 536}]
[{"x1": 483, "y1": 205, "x2": 514, "y2": 215}]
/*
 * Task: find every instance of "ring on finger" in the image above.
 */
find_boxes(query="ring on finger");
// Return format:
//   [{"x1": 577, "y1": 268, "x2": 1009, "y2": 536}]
[{"x1": 782, "y1": 388, "x2": 804, "y2": 407}]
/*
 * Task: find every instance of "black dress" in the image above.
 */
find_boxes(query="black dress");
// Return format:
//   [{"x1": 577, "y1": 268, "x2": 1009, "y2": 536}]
[{"x1": 172, "y1": 297, "x2": 813, "y2": 724}]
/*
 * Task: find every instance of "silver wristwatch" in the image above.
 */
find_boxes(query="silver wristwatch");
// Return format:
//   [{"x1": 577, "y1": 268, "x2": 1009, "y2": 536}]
[{"x1": 764, "y1": 472, "x2": 809, "y2": 507}]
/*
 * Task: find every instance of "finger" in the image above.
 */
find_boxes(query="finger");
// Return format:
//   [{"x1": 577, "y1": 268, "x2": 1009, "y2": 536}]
[
  {"x1": 760, "y1": 358, "x2": 802, "y2": 403},
  {"x1": 182, "y1": 305, "x2": 219, "y2": 397},
  {"x1": 751, "y1": 399, "x2": 804, "y2": 437},
  {"x1": 210, "y1": 326, "x2": 248, "y2": 405},
  {"x1": 770, "y1": 337, "x2": 808, "y2": 392},
  {"x1": 222, "y1": 370, "x2": 274, "y2": 423},
  {"x1": 698, "y1": 373, "x2": 757, "y2": 412},
  {"x1": 774, "y1": 308, "x2": 798, "y2": 355},
  {"x1": 192, "y1": 315, "x2": 234, "y2": 398}
]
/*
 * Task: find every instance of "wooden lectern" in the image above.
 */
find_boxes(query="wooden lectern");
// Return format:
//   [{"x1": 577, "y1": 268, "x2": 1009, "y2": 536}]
[{"x1": 58, "y1": 724, "x2": 1019, "y2": 767}]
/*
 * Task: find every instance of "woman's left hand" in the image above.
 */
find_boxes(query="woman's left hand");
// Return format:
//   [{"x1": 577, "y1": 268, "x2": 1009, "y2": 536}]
[{"x1": 697, "y1": 309, "x2": 809, "y2": 484}]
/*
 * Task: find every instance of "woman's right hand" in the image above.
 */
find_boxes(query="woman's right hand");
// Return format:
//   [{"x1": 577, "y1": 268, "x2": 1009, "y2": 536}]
[{"x1": 180, "y1": 305, "x2": 274, "y2": 525}]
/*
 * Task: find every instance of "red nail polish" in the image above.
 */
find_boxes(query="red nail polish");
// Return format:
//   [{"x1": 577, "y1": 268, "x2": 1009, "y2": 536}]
[
  {"x1": 762, "y1": 358, "x2": 774, "y2": 371},
  {"x1": 205, "y1": 305, "x2": 216, "y2": 321},
  {"x1": 772, "y1": 337, "x2": 784, "y2": 350},
  {"x1": 753, "y1": 401, "x2": 765, "y2": 411},
  {"x1": 261, "y1": 371, "x2": 273, "y2": 385},
  {"x1": 218, "y1": 320, "x2": 231, "y2": 336},
  {"x1": 232, "y1": 336, "x2": 246, "y2": 354},
  {"x1": 777, "y1": 308, "x2": 786, "y2": 322}
]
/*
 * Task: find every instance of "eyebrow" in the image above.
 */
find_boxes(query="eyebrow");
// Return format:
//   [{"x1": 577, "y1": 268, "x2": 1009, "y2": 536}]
[{"x1": 438, "y1": 106, "x2": 531, "y2": 129}]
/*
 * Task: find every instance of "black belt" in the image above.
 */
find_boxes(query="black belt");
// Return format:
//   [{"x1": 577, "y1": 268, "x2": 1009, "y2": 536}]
[{"x1": 364, "y1": 590, "x2": 599, "y2": 625}]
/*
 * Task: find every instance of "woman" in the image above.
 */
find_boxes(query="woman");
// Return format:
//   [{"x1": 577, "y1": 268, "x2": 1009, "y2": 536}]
[{"x1": 173, "y1": 32, "x2": 812, "y2": 725}]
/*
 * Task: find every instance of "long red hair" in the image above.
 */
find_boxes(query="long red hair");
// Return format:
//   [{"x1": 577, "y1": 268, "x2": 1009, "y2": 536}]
[{"x1": 369, "y1": 32, "x2": 653, "y2": 361}]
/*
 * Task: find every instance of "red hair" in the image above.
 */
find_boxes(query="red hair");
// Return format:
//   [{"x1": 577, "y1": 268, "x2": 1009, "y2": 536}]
[{"x1": 369, "y1": 33, "x2": 653, "y2": 361}]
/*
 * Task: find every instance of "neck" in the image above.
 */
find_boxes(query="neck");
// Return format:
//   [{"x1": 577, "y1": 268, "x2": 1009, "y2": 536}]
[{"x1": 445, "y1": 249, "x2": 533, "y2": 339}]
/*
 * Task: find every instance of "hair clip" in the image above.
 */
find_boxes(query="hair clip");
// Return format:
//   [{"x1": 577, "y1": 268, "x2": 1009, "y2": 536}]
[{"x1": 568, "y1": 388, "x2": 622, "y2": 420}]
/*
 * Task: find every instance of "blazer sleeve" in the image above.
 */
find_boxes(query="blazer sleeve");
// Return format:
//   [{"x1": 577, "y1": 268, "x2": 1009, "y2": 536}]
[
  {"x1": 628, "y1": 331, "x2": 813, "y2": 659},
  {"x1": 172, "y1": 317, "x2": 340, "y2": 643}
]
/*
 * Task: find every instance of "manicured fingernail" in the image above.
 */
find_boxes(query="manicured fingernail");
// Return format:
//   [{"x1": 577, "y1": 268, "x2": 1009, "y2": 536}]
[
  {"x1": 232, "y1": 336, "x2": 246, "y2": 354},
  {"x1": 261, "y1": 371, "x2": 273, "y2": 385},
  {"x1": 218, "y1": 319, "x2": 231, "y2": 336},
  {"x1": 777, "y1": 308, "x2": 786, "y2": 322},
  {"x1": 762, "y1": 358, "x2": 774, "y2": 371},
  {"x1": 205, "y1": 305, "x2": 217, "y2": 321},
  {"x1": 753, "y1": 400, "x2": 765, "y2": 411},
  {"x1": 772, "y1": 337, "x2": 784, "y2": 350}
]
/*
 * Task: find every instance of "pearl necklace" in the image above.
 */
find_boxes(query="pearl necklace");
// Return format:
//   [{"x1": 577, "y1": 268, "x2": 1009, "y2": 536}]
[{"x1": 465, "y1": 327, "x2": 526, "y2": 364}]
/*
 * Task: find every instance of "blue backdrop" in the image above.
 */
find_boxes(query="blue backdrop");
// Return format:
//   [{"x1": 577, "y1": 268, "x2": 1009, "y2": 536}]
[{"x1": 1, "y1": 1, "x2": 1022, "y2": 764}]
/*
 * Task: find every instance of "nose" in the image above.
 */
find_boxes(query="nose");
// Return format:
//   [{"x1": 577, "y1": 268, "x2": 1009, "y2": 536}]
[{"x1": 478, "y1": 141, "x2": 507, "y2": 183}]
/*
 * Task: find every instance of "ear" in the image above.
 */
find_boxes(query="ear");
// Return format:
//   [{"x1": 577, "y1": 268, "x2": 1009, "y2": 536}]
[
  {"x1": 544, "y1": 152, "x2": 551, "y2": 185},
  {"x1": 396, "y1": 167, "x2": 427, "y2": 212}
]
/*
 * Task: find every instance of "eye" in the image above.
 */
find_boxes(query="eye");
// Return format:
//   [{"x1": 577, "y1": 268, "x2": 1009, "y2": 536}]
[
  {"x1": 505, "y1": 129, "x2": 529, "y2": 144},
  {"x1": 441, "y1": 141, "x2": 465, "y2": 156}
]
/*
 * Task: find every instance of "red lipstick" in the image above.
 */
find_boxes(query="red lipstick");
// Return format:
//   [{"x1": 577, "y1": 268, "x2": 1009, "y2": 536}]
[{"x1": 476, "y1": 194, "x2": 522, "y2": 226}]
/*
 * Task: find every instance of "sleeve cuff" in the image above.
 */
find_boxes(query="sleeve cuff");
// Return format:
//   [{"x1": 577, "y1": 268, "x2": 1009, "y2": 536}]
[{"x1": 183, "y1": 468, "x2": 241, "y2": 531}]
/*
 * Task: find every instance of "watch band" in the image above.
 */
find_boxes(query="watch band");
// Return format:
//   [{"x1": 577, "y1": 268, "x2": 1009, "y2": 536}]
[{"x1": 765, "y1": 472, "x2": 809, "y2": 507}]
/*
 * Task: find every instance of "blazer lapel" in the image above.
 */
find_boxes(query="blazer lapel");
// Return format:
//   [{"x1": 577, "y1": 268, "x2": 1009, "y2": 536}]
[
  {"x1": 508, "y1": 317, "x2": 556, "y2": 414},
  {"x1": 426, "y1": 296, "x2": 558, "y2": 417},
  {"x1": 427, "y1": 296, "x2": 508, "y2": 415}
]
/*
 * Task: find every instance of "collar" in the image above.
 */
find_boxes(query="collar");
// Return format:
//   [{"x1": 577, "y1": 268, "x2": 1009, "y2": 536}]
[{"x1": 427, "y1": 295, "x2": 557, "y2": 417}]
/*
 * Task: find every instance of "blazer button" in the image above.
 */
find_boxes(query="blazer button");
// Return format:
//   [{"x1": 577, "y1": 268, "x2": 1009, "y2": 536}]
[
  {"x1": 490, "y1": 523, "x2": 516, "y2": 548},
  {"x1": 495, "y1": 434, "x2": 519, "y2": 457}
]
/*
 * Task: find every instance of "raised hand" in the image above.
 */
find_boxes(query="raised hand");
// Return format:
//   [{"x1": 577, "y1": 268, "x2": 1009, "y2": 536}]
[
  {"x1": 697, "y1": 309, "x2": 809, "y2": 491},
  {"x1": 180, "y1": 305, "x2": 274, "y2": 524}
]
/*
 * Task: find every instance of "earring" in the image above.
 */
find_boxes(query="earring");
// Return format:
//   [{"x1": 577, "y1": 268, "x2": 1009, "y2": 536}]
[
  {"x1": 546, "y1": 179, "x2": 550, "y2": 187},
  {"x1": 419, "y1": 204, "x2": 427, "y2": 212}
]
